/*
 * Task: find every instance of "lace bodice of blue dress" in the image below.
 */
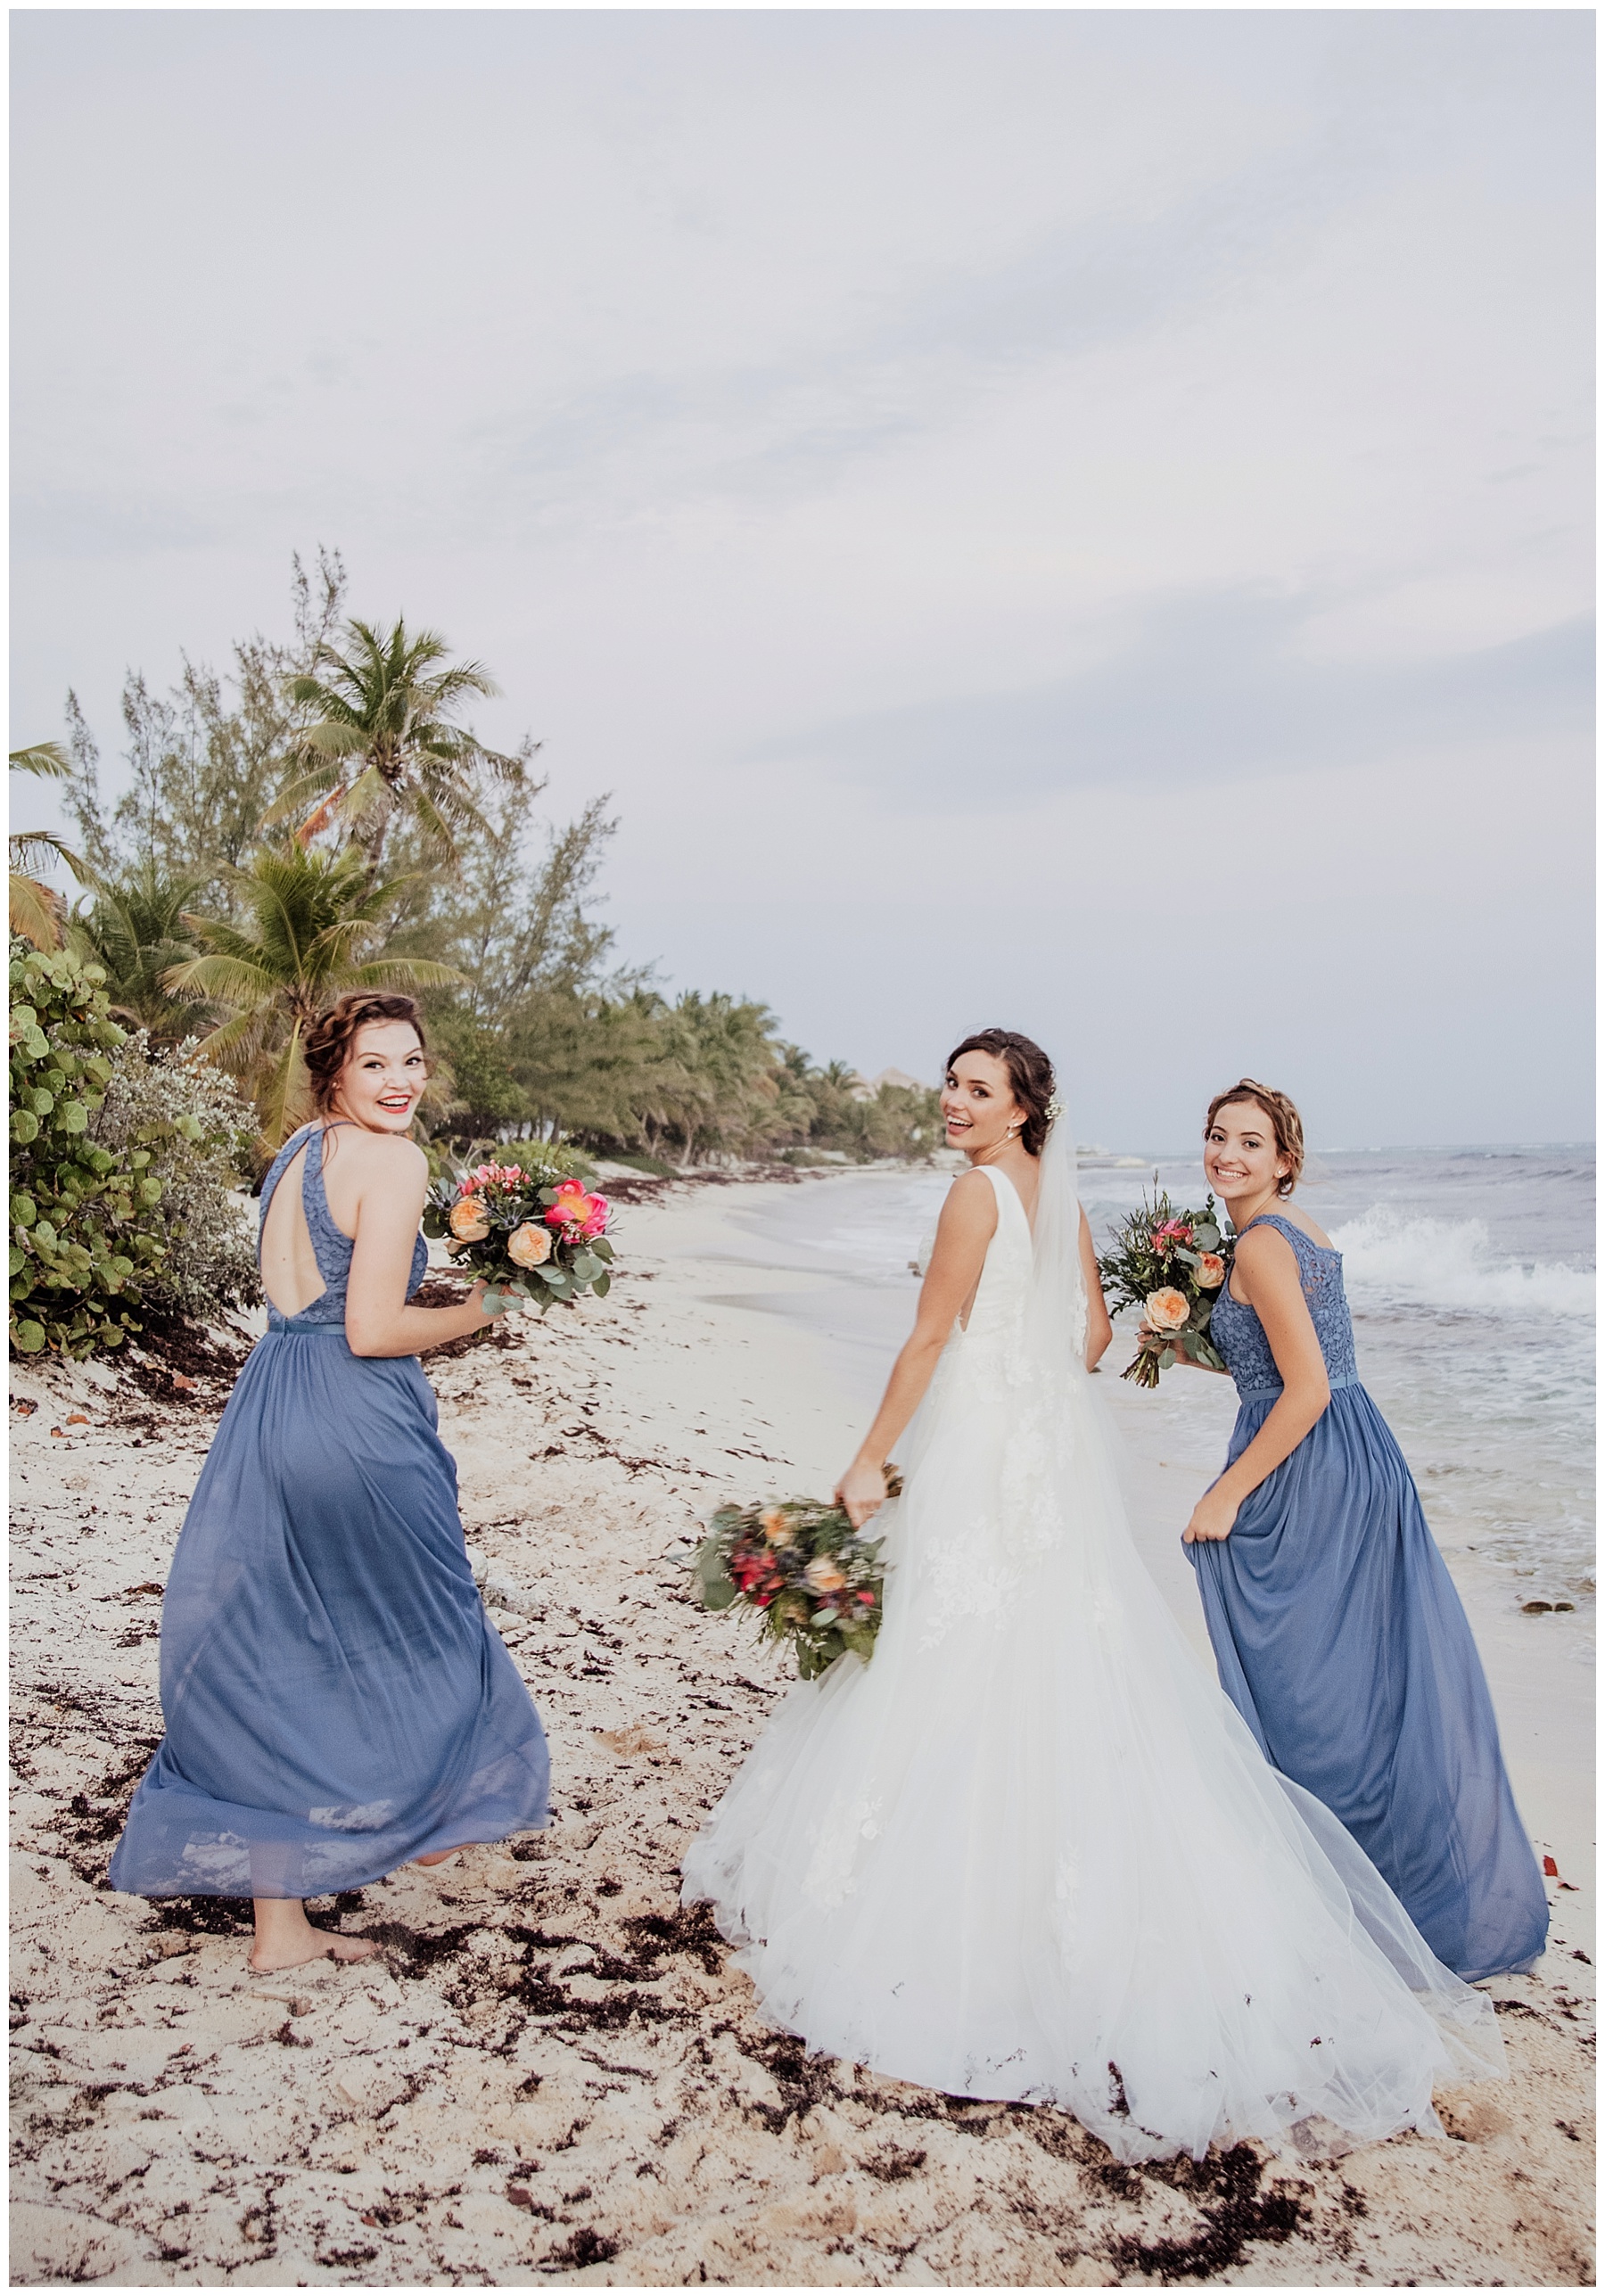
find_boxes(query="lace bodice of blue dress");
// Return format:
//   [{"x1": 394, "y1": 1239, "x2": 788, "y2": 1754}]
[
  {"x1": 1208, "y1": 1211, "x2": 1357, "y2": 1395},
  {"x1": 259, "y1": 1120, "x2": 427, "y2": 1330}
]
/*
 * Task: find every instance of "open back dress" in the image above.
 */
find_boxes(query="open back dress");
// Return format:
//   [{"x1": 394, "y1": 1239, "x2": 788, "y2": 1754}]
[{"x1": 110, "y1": 1120, "x2": 549, "y2": 1899}]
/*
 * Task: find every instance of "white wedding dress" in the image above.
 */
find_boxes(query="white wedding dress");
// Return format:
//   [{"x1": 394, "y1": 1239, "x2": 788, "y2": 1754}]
[{"x1": 681, "y1": 1121, "x2": 1502, "y2": 2162}]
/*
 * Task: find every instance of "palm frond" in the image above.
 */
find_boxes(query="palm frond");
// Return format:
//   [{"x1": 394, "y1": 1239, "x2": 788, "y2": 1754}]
[
  {"x1": 179, "y1": 913, "x2": 275, "y2": 966},
  {"x1": 260, "y1": 762, "x2": 344, "y2": 827},
  {"x1": 9, "y1": 741, "x2": 72, "y2": 780},
  {"x1": 162, "y1": 952, "x2": 282, "y2": 1010},
  {"x1": 193, "y1": 1003, "x2": 283, "y2": 1073},
  {"x1": 10, "y1": 870, "x2": 64, "y2": 949},
  {"x1": 404, "y1": 790, "x2": 465, "y2": 860},
  {"x1": 9, "y1": 827, "x2": 92, "y2": 884},
  {"x1": 295, "y1": 719, "x2": 366, "y2": 760},
  {"x1": 335, "y1": 764, "x2": 389, "y2": 824},
  {"x1": 257, "y1": 1024, "x2": 310, "y2": 1149},
  {"x1": 341, "y1": 957, "x2": 466, "y2": 992}
]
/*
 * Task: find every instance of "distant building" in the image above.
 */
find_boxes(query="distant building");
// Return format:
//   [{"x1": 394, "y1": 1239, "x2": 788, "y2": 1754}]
[{"x1": 849, "y1": 1066, "x2": 928, "y2": 1101}]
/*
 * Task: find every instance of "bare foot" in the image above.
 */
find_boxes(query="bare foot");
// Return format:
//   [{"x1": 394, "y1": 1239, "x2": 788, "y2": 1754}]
[
  {"x1": 250, "y1": 1895, "x2": 380, "y2": 1974},
  {"x1": 414, "y1": 1847, "x2": 466, "y2": 1868},
  {"x1": 247, "y1": 1932, "x2": 379, "y2": 1975}
]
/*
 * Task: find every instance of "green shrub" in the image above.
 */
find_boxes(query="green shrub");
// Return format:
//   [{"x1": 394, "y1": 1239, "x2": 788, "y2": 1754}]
[
  {"x1": 9, "y1": 938, "x2": 164, "y2": 1356},
  {"x1": 88, "y1": 1033, "x2": 261, "y2": 1328}
]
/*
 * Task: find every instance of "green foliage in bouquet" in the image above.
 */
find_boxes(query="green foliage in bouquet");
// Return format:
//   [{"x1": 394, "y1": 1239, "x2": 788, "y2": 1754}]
[
  {"x1": 692, "y1": 1484, "x2": 898, "y2": 1681},
  {"x1": 1097, "y1": 1182, "x2": 1235, "y2": 1388},
  {"x1": 10, "y1": 938, "x2": 166, "y2": 1356},
  {"x1": 421, "y1": 1151, "x2": 615, "y2": 1315}
]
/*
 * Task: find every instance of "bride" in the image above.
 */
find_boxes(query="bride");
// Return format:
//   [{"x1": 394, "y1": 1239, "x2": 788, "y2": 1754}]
[{"x1": 682, "y1": 1029, "x2": 1503, "y2": 2162}]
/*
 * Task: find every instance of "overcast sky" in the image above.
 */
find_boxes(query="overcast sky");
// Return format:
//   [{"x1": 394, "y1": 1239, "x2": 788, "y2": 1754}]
[{"x1": 11, "y1": 9, "x2": 1593, "y2": 1148}]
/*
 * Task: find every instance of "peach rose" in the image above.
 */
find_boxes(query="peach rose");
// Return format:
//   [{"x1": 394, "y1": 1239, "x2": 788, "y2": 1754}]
[
  {"x1": 507, "y1": 1221, "x2": 552, "y2": 1268},
  {"x1": 804, "y1": 1556, "x2": 847, "y2": 1595},
  {"x1": 760, "y1": 1508, "x2": 790, "y2": 1546},
  {"x1": 1144, "y1": 1287, "x2": 1190, "y2": 1333},
  {"x1": 1194, "y1": 1252, "x2": 1226, "y2": 1291},
  {"x1": 449, "y1": 1195, "x2": 490, "y2": 1241}
]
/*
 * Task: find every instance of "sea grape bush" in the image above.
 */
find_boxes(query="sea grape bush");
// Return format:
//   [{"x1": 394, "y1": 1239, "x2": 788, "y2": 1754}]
[{"x1": 10, "y1": 937, "x2": 168, "y2": 1354}]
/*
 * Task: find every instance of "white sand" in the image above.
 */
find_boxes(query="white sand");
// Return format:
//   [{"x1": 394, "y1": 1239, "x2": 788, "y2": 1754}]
[{"x1": 9, "y1": 1173, "x2": 1595, "y2": 2286}]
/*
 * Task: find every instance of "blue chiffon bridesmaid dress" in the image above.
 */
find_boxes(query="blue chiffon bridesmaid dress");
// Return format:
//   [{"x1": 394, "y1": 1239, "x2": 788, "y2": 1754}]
[
  {"x1": 110, "y1": 1121, "x2": 549, "y2": 1900},
  {"x1": 1189, "y1": 1212, "x2": 1548, "y2": 1985}
]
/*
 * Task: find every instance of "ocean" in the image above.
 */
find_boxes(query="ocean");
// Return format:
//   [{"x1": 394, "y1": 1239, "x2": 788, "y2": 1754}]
[{"x1": 714, "y1": 1146, "x2": 1595, "y2": 1616}]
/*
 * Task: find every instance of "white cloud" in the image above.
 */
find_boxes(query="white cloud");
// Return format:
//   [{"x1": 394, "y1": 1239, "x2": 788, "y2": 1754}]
[{"x1": 10, "y1": 9, "x2": 1593, "y2": 1143}]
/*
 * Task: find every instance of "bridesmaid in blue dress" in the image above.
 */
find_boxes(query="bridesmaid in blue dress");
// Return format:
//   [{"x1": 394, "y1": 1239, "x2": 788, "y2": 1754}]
[
  {"x1": 110, "y1": 992, "x2": 550, "y2": 1973},
  {"x1": 1181, "y1": 1079, "x2": 1548, "y2": 1986}
]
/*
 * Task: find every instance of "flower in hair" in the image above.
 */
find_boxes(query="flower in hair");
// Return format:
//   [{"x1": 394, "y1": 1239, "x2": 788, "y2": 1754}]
[{"x1": 1045, "y1": 1095, "x2": 1066, "y2": 1123}]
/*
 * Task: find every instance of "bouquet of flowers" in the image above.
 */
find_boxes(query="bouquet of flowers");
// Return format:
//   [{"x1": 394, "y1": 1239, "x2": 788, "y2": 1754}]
[
  {"x1": 690, "y1": 1476, "x2": 901, "y2": 1681},
  {"x1": 421, "y1": 1156, "x2": 616, "y2": 1314},
  {"x1": 1096, "y1": 1184, "x2": 1232, "y2": 1387}
]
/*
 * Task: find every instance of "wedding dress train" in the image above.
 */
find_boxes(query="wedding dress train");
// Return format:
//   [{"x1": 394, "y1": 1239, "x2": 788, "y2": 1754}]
[{"x1": 682, "y1": 1125, "x2": 1502, "y2": 2163}]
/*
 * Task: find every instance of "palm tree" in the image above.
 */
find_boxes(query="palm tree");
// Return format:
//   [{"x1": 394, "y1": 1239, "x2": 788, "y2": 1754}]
[
  {"x1": 164, "y1": 843, "x2": 464, "y2": 1147},
  {"x1": 70, "y1": 864, "x2": 210, "y2": 1043},
  {"x1": 274, "y1": 619, "x2": 524, "y2": 868},
  {"x1": 9, "y1": 743, "x2": 91, "y2": 950}
]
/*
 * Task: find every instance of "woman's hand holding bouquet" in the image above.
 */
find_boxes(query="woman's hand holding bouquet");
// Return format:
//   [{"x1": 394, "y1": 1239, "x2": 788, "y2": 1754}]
[
  {"x1": 690, "y1": 1476, "x2": 901, "y2": 1680},
  {"x1": 1096, "y1": 1186, "x2": 1233, "y2": 1387}
]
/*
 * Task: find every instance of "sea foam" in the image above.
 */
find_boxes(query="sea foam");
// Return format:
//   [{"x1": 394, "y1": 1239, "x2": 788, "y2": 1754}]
[{"x1": 1331, "y1": 1206, "x2": 1594, "y2": 1320}]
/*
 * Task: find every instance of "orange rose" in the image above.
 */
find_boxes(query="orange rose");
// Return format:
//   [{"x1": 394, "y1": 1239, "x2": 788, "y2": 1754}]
[
  {"x1": 1144, "y1": 1288, "x2": 1190, "y2": 1333},
  {"x1": 449, "y1": 1195, "x2": 490, "y2": 1241},
  {"x1": 507, "y1": 1222, "x2": 552, "y2": 1268},
  {"x1": 1194, "y1": 1253, "x2": 1226, "y2": 1291},
  {"x1": 760, "y1": 1508, "x2": 790, "y2": 1546},
  {"x1": 804, "y1": 1556, "x2": 847, "y2": 1595}
]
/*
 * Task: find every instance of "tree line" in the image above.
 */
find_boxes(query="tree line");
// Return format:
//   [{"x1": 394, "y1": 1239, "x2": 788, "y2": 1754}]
[{"x1": 11, "y1": 550, "x2": 941, "y2": 1172}]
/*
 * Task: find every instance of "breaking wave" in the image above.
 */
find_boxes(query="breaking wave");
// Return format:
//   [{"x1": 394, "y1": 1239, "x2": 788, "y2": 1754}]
[{"x1": 1331, "y1": 1207, "x2": 1593, "y2": 1321}]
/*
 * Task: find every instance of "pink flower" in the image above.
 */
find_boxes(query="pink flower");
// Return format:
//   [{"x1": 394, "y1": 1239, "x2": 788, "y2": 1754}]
[
  {"x1": 1151, "y1": 1219, "x2": 1193, "y2": 1250},
  {"x1": 459, "y1": 1161, "x2": 522, "y2": 1196},
  {"x1": 545, "y1": 1178, "x2": 605, "y2": 1232}
]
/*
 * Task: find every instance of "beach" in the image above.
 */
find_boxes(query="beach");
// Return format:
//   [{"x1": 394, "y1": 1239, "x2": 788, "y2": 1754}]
[{"x1": 9, "y1": 1168, "x2": 1595, "y2": 2288}]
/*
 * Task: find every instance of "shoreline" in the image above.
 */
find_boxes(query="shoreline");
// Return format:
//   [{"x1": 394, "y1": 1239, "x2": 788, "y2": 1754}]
[{"x1": 9, "y1": 1169, "x2": 1594, "y2": 2287}]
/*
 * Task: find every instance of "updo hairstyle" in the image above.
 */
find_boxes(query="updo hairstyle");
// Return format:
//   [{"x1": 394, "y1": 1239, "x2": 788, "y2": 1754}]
[
  {"x1": 1205, "y1": 1078, "x2": 1305, "y2": 1198},
  {"x1": 945, "y1": 1029, "x2": 1057, "y2": 1157},
  {"x1": 304, "y1": 992, "x2": 428, "y2": 1114}
]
